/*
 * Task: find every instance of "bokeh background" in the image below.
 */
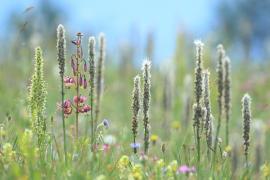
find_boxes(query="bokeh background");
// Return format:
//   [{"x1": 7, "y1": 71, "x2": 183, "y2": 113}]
[{"x1": 1, "y1": 0, "x2": 270, "y2": 63}]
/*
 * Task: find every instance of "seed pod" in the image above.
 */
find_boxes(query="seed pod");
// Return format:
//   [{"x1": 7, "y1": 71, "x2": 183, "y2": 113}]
[
  {"x1": 84, "y1": 61, "x2": 87, "y2": 72},
  {"x1": 83, "y1": 75, "x2": 87, "y2": 89},
  {"x1": 79, "y1": 74, "x2": 83, "y2": 86}
]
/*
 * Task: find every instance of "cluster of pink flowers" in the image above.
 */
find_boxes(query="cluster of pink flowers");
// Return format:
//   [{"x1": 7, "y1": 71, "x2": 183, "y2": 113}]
[
  {"x1": 64, "y1": 73, "x2": 87, "y2": 89},
  {"x1": 64, "y1": 76, "x2": 75, "y2": 88},
  {"x1": 62, "y1": 96, "x2": 91, "y2": 116},
  {"x1": 60, "y1": 34, "x2": 91, "y2": 117}
]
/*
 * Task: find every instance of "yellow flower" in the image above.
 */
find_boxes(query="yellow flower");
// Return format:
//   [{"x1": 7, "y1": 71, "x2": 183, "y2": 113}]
[
  {"x1": 261, "y1": 163, "x2": 270, "y2": 177},
  {"x1": 224, "y1": 145, "x2": 232, "y2": 153},
  {"x1": 156, "y1": 159, "x2": 165, "y2": 168},
  {"x1": 170, "y1": 160, "x2": 178, "y2": 172},
  {"x1": 150, "y1": 134, "x2": 159, "y2": 143},
  {"x1": 3, "y1": 143, "x2": 14, "y2": 158},
  {"x1": 171, "y1": 121, "x2": 181, "y2": 130},
  {"x1": 0, "y1": 126, "x2": 6, "y2": 138},
  {"x1": 166, "y1": 165, "x2": 173, "y2": 178},
  {"x1": 96, "y1": 175, "x2": 106, "y2": 180},
  {"x1": 129, "y1": 164, "x2": 143, "y2": 180},
  {"x1": 118, "y1": 155, "x2": 130, "y2": 169}
]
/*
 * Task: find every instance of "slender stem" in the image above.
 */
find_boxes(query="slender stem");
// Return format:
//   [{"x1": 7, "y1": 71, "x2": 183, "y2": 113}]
[
  {"x1": 75, "y1": 40, "x2": 80, "y2": 140},
  {"x1": 61, "y1": 75, "x2": 67, "y2": 164},
  {"x1": 213, "y1": 111, "x2": 221, "y2": 166},
  {"x1": 197, "y1": 126, "x2": 201, "y2": 162},
  {"x1": 133, "y1": 136, "x2": 137, "y2": 154},
  {"x1": 75, "y1": 69, "x2": 79, "y2": 140},
  {"x1": 90, "y1": 87, "x2": 94, "y2": 150},
  {"x1": 226, "y1": 114, "x2": 229, "y2": 146}
]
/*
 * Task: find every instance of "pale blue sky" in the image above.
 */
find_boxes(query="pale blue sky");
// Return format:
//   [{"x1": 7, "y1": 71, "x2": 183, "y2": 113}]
[{"x1": 0, "y1": 0, "x2": 218, "y2": 62}]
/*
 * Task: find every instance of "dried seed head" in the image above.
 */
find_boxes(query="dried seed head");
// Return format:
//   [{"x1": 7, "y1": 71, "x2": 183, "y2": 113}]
[
  {"x1": 96, "y1": 33, "x2": 106, "y2": 103},
  {"x1": 95, "y1": 33, "x2": 106, "y2": 125},
  {"x1": 142, "y1": 58, "x2": 151, "y2": 154},
  {"x1": 131, "y1": 75, "x2": 141, "y2": 148},
  {"x1": 224, "y1": 56, "x2": 231, "y2": 145},
  {"x1": 203, "y1": 70, "x2": 212, "y2": 148},
  {"x1": 57, "y1": 24, "x2": 66, "y2": 77},
  {"x1": 89, "y1": 36, "x2": 96, "y2": 87},
  {"x1": 242, "y1": 93, "x2": 251, "y2": 162},
  {"x1": 194, "y1": 40, "x2": 204, "y2": 105},
  {"x1": 216, "y1": 44, "x2": 225, "y2": 116},
  {"x1": 224, "y1": 57, "x2": 231, "y2": 119}
]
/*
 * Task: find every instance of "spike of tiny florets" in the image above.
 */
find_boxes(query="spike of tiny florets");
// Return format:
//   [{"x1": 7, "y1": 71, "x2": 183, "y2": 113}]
[
  {"x1": 242, "y1": 93, "x2": 252, "y2": 164},
  {"x1": 142, "y1": 58, "x2": 151, "y2": 154}
]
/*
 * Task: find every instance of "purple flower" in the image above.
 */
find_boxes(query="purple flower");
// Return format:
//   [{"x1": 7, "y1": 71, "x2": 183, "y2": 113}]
[
  {"x1": 130, "y1": 143, "x2": 141, "y2": 149},
  {"x1": 102, "y1": 119, "x2": 110, "y2": 129},
  {"x1": 178, "y1": 165, "x2": 196, "y2": 174},
  {"x1": 178, "y1": 165, "x2": 189, "y2": 173}
]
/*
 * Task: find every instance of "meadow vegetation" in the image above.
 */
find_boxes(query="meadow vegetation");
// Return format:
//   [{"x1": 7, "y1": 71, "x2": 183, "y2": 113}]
[{"x1": 0, "y1": 24, "x2": 270, "y2": 179}]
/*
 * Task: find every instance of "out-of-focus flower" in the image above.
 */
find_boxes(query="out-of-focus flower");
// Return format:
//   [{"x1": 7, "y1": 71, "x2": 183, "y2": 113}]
[
  {"x1": 261, "y1": 163, "x2": 270, "y2": 177},
  {"x1": 156, "y1": 159, "x2": 165, "y2": 169},
  {"x1": 139, "y1": 152, "x2": 148, "y2": 162},
  {"x1": 96, "y1": 175, "x2": 106, "y2": 180},
  {"x1": 64, "y1": 76, "x2": 75, "y2": 87},
  {"x1": 177, "y1": 165, "x2": 196, "y2": 174},
  {"x1": 225, "y1": 145, "x2": 232, "y2": 153},
  {"x1": 102, "y1": 144, "x2": 110, "y2": 152},
  {"x1": 218, "y1": 138, "x2": 222, "y2": 144},
  {"x1": 166, "y1": 165, "x2": 173, "y2": 178},
  {"x1": 150, "y1": 134, "x2": 158, "y2": 145},
  {"x1": 102, "y1": 119, "x2": 110, "y2": 129},
  {"x1": 171, "y1": 121, "x2": 181, "y2": 130},
  {"x1": 130, "y1": 143, "x2": 141, "y2": 150},
  {"x1": 129, "y1": 164, "x2": 143, "y2": 180},
  {"x1": 178, "y1": 165, "x2": 189, "y2": 174},
  {"x1": 118, "y1": 155, "x2": 130, "y2": 169},
  {"x1": 1, "y1": 143, "x2": 16, "y2": 163},
  {"x1": 0, "y1": 126, "x2": 6, "y2": 138},
  {"x1": 222, "y1": 151, "x2": 228, "y2": 158},
  {"x1": 170, "y1": 160, "x2": 178, "y2": 172},
  {"x1": 104, "y1": 135, "x2": 116, "y2": 145}
]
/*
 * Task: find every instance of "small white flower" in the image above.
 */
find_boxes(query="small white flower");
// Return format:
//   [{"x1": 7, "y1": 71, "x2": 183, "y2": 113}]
[
  {"x1": 222, "y1": 151, "x2": 228, "y2": 158},
  {"x1": 104, "y1": 135, "x2": 116, "y2": 145},
  {"x1": 218, "y1": 137, "x2": 222, "y2": 144}
]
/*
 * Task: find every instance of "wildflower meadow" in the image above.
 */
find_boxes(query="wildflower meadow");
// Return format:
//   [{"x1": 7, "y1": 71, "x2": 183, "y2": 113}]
[{"x1": 1, "y1": 1, "x2": 270, "y2": 179}]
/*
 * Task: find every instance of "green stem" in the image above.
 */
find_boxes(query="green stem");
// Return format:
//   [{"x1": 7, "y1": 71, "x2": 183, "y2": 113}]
[{"x1": 61, "y1": 75, "x2": 67, "y2": 164}]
